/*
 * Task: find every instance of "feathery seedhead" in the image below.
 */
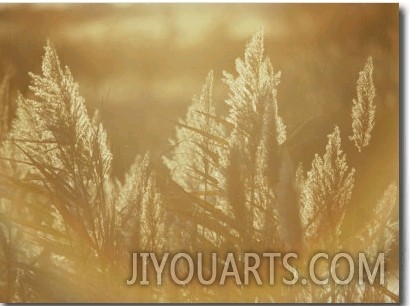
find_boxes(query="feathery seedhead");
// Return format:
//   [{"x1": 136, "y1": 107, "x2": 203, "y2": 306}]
[
  {"x1": 301, "y1": 126, "x2": 355, "y2": 248},
  {"x1": 349, "y1": 56, "x2": 376, "y2": 152}
]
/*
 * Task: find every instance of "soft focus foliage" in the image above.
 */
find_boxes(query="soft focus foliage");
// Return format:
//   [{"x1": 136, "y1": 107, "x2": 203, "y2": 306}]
[{"x1": 0, "y1": 29, "x2": 398, "y2": 303}]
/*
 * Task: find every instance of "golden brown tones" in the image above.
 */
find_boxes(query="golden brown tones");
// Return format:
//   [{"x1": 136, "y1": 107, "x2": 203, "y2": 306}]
[{"x1": 0, "y1": 4, "x2": 398, "y2": 303}]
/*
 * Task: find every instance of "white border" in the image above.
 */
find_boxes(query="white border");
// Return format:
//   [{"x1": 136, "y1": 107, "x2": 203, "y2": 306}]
[
  {"x1": 401, "y1": 1, "x2": 408, "y2": 304},
  {"x1": 0, "y1": 0, "x2": 402, "y2": 3}
]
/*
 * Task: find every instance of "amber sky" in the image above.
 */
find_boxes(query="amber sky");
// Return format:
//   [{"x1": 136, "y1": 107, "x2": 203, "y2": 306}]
[{"x1": 0, "y1": 4, "x2": 398, "y2": 179}]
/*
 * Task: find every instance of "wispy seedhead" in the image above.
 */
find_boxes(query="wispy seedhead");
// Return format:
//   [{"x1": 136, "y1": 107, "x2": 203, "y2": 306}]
[
  {"x1": 349, "y1": 56, "x2": 376, "y2": 152},
  {"x1": 223, "y1": 28, "x2": 284, "y2": 144},
  {"x1": 5, "y1": 40, "x2": 116, "y2": 257},
  {"x1": 221, "y1": 29, "x2": 290, "y2": 252},
  {"x1": 301, "y1": 126, "x2": 355, "y2": 249},
  {"x1": 119, "y1": 153, "x2": 166, "y2": 253},
  {"x1": 358, "y1": 183, "x2": 398, "y2": 260},
  {"x1": 163, "y1": 70, "x2": 225, "y2": 195}
]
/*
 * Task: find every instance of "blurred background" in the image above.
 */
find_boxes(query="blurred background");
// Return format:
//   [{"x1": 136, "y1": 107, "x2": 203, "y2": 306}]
[{"x1": 0, "y1": 3, "x2": 399, "y2": 230}]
